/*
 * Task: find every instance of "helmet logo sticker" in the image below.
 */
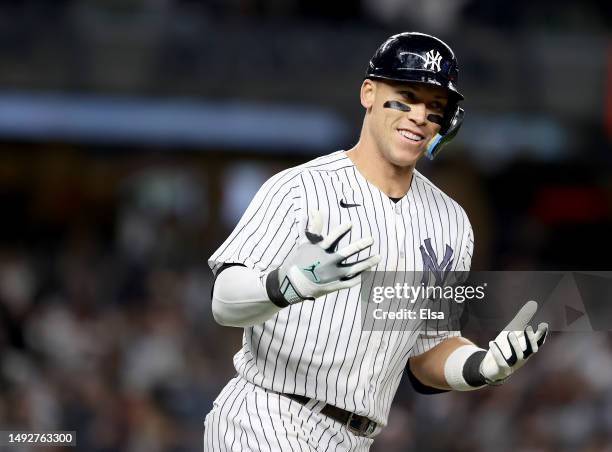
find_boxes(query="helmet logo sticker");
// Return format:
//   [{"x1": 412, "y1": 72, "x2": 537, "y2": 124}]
[{"x1": 423, "y1": 50, "x2": 442, "y2": 72}]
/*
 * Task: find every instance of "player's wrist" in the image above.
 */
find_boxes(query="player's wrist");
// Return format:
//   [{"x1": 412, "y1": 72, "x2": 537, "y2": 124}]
[
  {"x1": 265, "y1": 268, "x2": 311, "y2": 307},
  {"x1": 265, "y1": 268, "x2": 291, "y2": 307},
  {"x1": 443, "y1": 345, "x2": 488, "y2": 391}
]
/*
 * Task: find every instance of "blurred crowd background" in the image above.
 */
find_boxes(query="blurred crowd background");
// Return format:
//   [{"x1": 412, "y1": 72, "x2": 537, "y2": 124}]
[{"x1": 0, "y1": 1, "x2": 611, "y2": 451}]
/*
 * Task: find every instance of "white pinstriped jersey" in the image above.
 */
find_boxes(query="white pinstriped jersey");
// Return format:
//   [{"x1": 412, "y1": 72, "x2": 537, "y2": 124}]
[{"x1": 209, "y1": 150, "x2": 474, "y2": 426}]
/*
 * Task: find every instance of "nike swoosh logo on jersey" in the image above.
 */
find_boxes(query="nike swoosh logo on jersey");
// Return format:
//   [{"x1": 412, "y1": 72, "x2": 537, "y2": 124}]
[{"x1": 340, "y1": 199, "x2": 361, "y2": 208}]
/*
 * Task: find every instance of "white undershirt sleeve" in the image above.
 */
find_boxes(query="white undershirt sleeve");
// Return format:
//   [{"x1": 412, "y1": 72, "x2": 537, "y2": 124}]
[{"x1": 212, "y1": 265, "x2": 282, "y2": 327}]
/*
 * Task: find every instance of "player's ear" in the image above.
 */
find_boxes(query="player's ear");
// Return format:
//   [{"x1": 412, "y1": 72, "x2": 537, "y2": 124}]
[{"x1": 360, "y1": 79, "x2": 376, "y2": 110}]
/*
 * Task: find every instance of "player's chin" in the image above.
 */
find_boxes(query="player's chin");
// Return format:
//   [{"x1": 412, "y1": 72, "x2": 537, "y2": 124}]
[
  {"x1": 390, "y1": 138, "x2": 425, "y2": 165},
  {"x1": 388, "y1": 149, "x2": 422, "y2": 167}
]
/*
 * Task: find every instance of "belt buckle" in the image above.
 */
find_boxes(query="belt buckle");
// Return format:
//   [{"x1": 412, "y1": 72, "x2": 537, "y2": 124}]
[{"x1": 346, "y1": 413, "x2": 376, "y2": 438}]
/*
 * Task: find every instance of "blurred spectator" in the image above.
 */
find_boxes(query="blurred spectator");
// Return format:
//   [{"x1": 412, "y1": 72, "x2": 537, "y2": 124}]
[{"x1": 362, "y1": 0, "x2": 469, "y2": 33}]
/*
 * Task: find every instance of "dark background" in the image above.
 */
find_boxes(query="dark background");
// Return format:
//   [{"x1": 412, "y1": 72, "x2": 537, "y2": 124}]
[{"x1": 0, "y1": 1, "x2": 611, "y2": 451}]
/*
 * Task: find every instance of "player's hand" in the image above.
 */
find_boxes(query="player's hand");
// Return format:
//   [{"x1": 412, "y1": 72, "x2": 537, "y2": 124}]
[
  {"x1": 265, "y1": 209, "x2": 380, "y2": 306},
  {"x1": 479, "y1": 300, "x2": 549, "y2": 385}
]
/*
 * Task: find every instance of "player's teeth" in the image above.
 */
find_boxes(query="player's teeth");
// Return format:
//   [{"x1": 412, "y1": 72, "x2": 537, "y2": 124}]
[{"x1": 399, "y1": 130, "x2": 423, "y2": 141}]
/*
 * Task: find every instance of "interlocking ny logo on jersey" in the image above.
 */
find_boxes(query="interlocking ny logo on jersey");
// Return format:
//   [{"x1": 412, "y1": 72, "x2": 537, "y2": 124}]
[
  {"x1": 419, "y1": 238, "x2": 454, "y2": 285},
  {"x1": 423, "y1": 49, "x2": 442, "y2": 72}
]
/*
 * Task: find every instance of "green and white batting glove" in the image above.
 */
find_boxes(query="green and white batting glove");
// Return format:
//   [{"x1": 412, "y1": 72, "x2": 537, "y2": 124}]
[
  {"x1": 479, "y1": 300, "x2": 549, "y2": 385},
  {"x1": 265, "y1": 209, "x2": 380, "y2": 307}
]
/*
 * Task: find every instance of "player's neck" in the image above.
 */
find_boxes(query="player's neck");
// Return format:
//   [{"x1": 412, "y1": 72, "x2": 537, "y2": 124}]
[{"x1": 345, "y1": 142, "x2": 414, "y2": 198}]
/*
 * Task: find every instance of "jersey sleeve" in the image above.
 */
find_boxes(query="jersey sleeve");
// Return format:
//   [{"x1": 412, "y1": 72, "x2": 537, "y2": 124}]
[
  {"x1": 411, "y1": 216, "x2": 474, "y2": 356},
  {"x1": 208, "y1": 169, "x2": 303, "y2": 276}
]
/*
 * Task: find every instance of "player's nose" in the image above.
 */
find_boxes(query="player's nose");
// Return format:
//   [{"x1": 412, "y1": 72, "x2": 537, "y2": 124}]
[{"x1": 407, "y1": 103, "x2": 427, "y2": 126}]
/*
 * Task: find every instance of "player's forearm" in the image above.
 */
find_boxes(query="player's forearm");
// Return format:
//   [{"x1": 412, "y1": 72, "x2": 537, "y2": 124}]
[
  {"x1": 212, "y1": 266, "x2": 282, "y2": 327},
  {"x1": 409, "y1": 336, "x2": 476, "y2": 390}
]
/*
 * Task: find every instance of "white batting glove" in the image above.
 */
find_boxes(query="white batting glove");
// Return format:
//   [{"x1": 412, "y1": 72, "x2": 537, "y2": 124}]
[
  {"x1": 479, "y1": 300, "x2": 549, "y2": 385},
  {"x1": 265, "y1": 209, "x2": 380, "y2": 307}
]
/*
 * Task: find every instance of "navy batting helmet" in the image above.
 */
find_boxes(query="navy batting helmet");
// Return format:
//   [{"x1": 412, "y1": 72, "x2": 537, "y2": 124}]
[{"x1": 365, "y1": 32, "x2": 465, "y2": 160}]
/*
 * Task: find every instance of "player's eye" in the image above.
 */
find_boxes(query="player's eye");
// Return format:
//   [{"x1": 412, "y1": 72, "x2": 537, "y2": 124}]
[
  {"x1": 400, "y1": 91, "x2": 418, "y2": 102},
  {"x1": 429, "y1": 102, "x2": 445, "y2": 113}
]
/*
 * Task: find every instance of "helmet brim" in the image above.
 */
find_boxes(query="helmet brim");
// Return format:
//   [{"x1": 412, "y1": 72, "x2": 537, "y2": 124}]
[{"x1": 365, "y1": 74, "x2": 464, "y2": 101}]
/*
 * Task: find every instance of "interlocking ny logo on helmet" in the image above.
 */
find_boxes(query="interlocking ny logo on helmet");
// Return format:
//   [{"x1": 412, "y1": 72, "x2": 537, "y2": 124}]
[{"x1": 423, "y1": 49, "x2": 442, "y2": 72}]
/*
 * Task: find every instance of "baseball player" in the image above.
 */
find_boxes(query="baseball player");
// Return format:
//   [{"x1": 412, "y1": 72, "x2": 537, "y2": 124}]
[{"x1": 204, "y1": 32, "x2": 549, "y2": 451}]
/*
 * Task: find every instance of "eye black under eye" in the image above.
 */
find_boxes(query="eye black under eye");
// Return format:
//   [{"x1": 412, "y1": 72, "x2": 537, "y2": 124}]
[{"x1": 427, "y1": 114, "x2": 444, "y2": 125}]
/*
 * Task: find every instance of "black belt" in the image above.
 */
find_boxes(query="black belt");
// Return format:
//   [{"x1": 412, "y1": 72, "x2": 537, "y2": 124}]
[{"x1": 283, "y1": 393, "x2": 377, "y2": 437}]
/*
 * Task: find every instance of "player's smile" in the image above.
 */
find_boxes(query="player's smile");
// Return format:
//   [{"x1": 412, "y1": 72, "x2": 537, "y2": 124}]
[
  {"x1": 397, "y1": 127, "x2": 425, "y2": 144},
  {"x1": 392, "y1": 117, "x2": 431, "y2": 155}
]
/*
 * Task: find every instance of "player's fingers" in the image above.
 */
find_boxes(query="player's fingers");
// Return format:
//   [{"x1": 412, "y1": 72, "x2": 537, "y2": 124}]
[
  {"x1": 306, "y1": 209, "x2": 324, "y2": 243},
  {"x1": 333, "y1": 273, "x2": 362, "y2": 290},
  {"x1": 319, "y1": 222, "x2": 352, "y2": 251},
  {"x1": 341, "y1": 255, "x2": 380, "y2": 279},
  {"x1": 503, "y1": 300, "x2": 538, "y2": 332},
  {"x1": 489, "y1": 341, "x2": 510, "y2": 370},
  {"x1": 507, "y1": 332, "x2": 524, "y2": 364},
  {"x1": 527, "y1": 326, "x2": 539, "y2": 353},
  {"x1": 336, "y1": 236, "x2": 373, "y2": 258},
  {"x1": 523, "y1": 325, "x2": 538, "y2": 358},
  {"x1": 535, "y1": 322, "x2": 549, "y2": 347}
]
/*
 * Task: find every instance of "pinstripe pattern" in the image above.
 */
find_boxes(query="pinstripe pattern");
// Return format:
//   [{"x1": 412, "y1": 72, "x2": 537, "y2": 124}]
[
  {"x1": 207, "y1": 150, "x2": 473, "y2": 443},
  {"x1": 204, "y1": 377, "x2": 373, "y2": 451}
]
